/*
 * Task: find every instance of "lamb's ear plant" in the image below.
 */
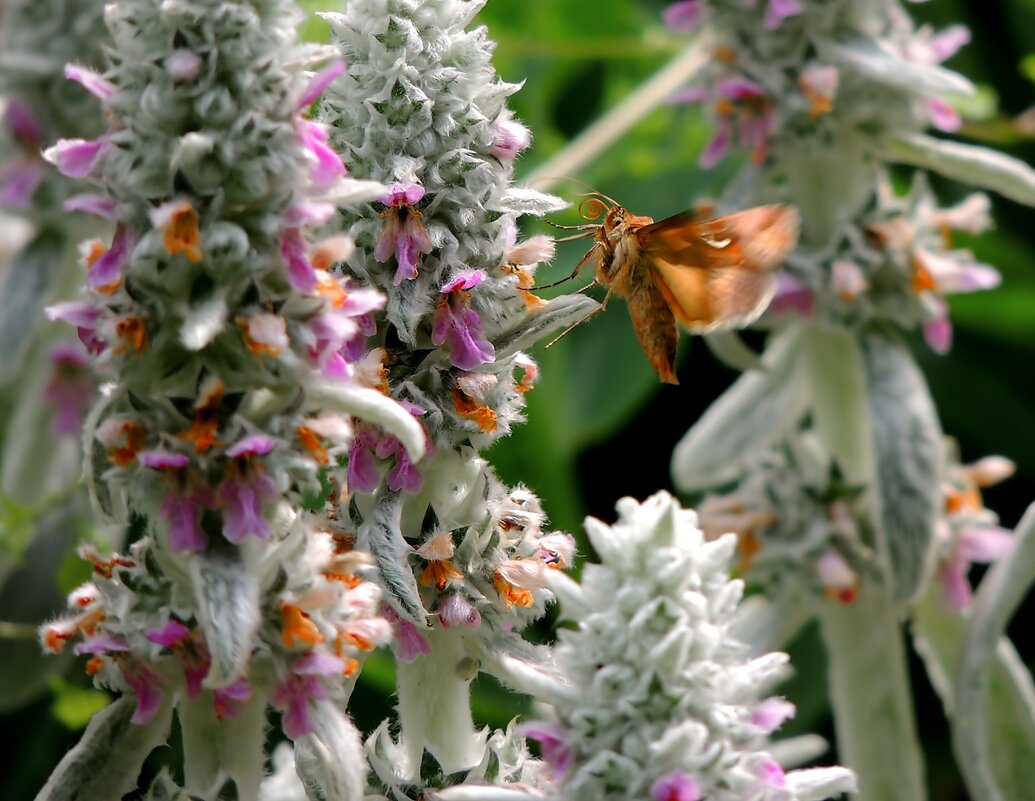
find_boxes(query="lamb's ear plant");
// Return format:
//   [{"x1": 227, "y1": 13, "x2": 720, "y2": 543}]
[
  {"x1": 34, "y1": 0, "x2": 428, "y2": 798},
  {"x1": 662, "y1": 2, "x2": 1035, "y2": 800}
]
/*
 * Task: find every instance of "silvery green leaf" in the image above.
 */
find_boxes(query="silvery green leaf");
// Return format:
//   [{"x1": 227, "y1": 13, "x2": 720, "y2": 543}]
[
  {"x1": 801, "y1": 324, "x2": 873, "y2": 485},
  {"x1": 179, "y1": 290, "x2": 228, "y2": 351},
  {"x1": 862, "y1": 334, "x2": 942, "y2": 602},
  {"x1": 888, "y1": 134, "x2": 1035, "y2": 208},
  {"x1": 179, "y1": 687, "x2": 269, "y2": 801},
  {"x1": 703, "y1": 330, "x2": 762, "y2": 371},
  {"x1": 0, "y1": 230, "x2": 66, "y2": 384},
  {"x1": 429, "y1": 788, "x2": 538, "y2": 801},
  {"x1": 731, "y1": 593, "x2": 810, "y2": 657},
  {"x1": 489, "y1": 187, "x2": 568, "y2": 215},
  {"x1": 492, "y1": 294, "x2": 600, "y2": 361},
  {"x1": 394, "y1": 628, "x2": 484, "y2": 775},
  {"x1": 671, "y1": 326, "x2": 805, "y2": 492},
  {"x1": 307, "y1": 382, "x2": 425, "y2": 463},
  {"x1": 953, "y1": 503, "x2": 1035, "y2": 801},
  {"x1": 359, "y1": 490, "x2": 427, "y2": 623},
  {"x1": 824, "y1": 32, "x2": 974, "y2": 96},
  {"x1": 784, "y1": 767, "x2": 859, "y2": 801},
  {"x1": 1, "y1": 338, "x2": 80, "y2": 508},
  {"x1": 190, "y1": 551, "x2": 260, "y2": 689},
  {"x1": 34, "y1": 696, "x2": 174, "y2": 801},
  {"x1": 294, "y1": 699, "x2": 367, "y2": 801},
  {"x1": 769, "y1": 736, "x2": 831, "y2": 770},
  {"x1": 913, "y1": 587, "x2": 1035, "y2": 801},
  {"x1": 819, "y1": 590, "x2": 927, "y2": 801}
]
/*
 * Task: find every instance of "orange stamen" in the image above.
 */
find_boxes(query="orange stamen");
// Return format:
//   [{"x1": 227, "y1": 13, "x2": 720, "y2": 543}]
[
  {"x1": 343, "y1": 658, "x2": 359, "y2": 676},
  {"x1": 419, "y1": 560, "x2": 463, "y2": 591},
  {"x1": 737, "y1": 530, "x2": 761, "y2": 574},
  {"x1": 163, "y1": 202, "x2": 203, "y2": 263},
  {"x1": 85, "y1": 656, "x2": 106, "y2": 675},
  {"x1": 281, "y1": 604, "x2": 324, "y2": 648},
  {"x1": 108, "y1": 421, "x2": 146, "y2": 467},
  {"x1": 114, "y1": 316, "x2": 147, "y2": 354},
  {"x1": 451, "y1": 387, "x2": 498, "y2": 433},
  {"x1": 911, "y1": 255, "x2": 938, "y2": 293},
  {"x1": 298, "y1": 426, "x2": 329, "y2": 465},
  {"x1": 494, "y1": 571, "x2": 534, "y2": 609}
]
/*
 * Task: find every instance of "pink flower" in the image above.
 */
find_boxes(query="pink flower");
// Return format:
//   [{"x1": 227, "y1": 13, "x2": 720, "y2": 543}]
[
  {"x1": 297, "y1": 61, "x2": 346, "y2": 109},
  {"x1": 5, "y1": 101, "x2": 42, "y2": 144},
  {"x1": 432, "y1": 269, "x2": 495, "y2": 370},
  {"x1": 145, "y1": 620, "x2": 192, "y2": 648},
  {"x1": 121, "y1": 663, "x2": 165, "y2": 725},
  {"x1": 767, "y1": 272, "x2": 814, "y2": 318},
  {"x1": 89, "y1": 223, "x2": 134, "y2": 290},
  {"x1": 756, "y1": 758, "x2": 787, "y2": 789},
  {"x1": 218, "y1": 470, "x2": 278, "y2": 543},
  {"x1": 938, "y1": 525, "x2": 1013, "y2": 611},
  {"x1": 226, "y1": 434, "x2": 276, "y2": 459},
  {"x1": 676, "y1": 76, "x2": 774, "y2": 168},
  {"x1": 64, "y1": 194, "x2": 118, "y2": 218},
  {"x1": 213, "y1": 678, "x2": 252, "y2": 721},
  {"x1": 137, "y1": 449, "x2": 190, "y2": 470},
  {"x1": 65, "y1": 64, "x2": 116, "y2": 101},
  {"x1": 74, "y1": 634, "x2": 130, "y2": 655},
  {"x1": 663, "y1": 1, "x2": 703, "y2": 33},
  {"x1": 517, "y1": 721, "x2": 573, "y2": 776},
  {"x1": 374, "y1": 184, "x2": 433, "y2": 285},
  {"x1": 159, "y1": 488, "x2": 211, "y2": 552},
  {"x1": 0, "y1": 160, "x2": 43, "y2": 209},
  {"x1": 764, "y1": 0, "x2": 805, "y2": 29},
  {"x1": 44, "y1": 343, "x2": 94, "y2": 437},
  {"x1": 438, "y1": 593, "x2": 481, "y2": 630},
  {"x1": 375, "y1": 436, "x2": 423, "y2": 493},
  {"x1": 271, "y1": 653, "x2": 341, "y2": 739},
  {"x1": 490, "y1": 110, "x2": 531, "y2": 161},
  {"x1": 281, "y1": 227, "x2": 318, "y2": 294},
  {"x1": 44, "y1": 137, "x2": 109, "y2": 179},
  {"x1": 165, "y1": 49, "x2": 204, "y2": 81},
  {"x1": 651, "y1": 771, "x2": 701, "y2": 801},
  {"x1": 752, "y1": 697, "x2": 796, "y2": 733},
  {"x1": 45, "y1": 301, "x2": 105, "y2": 355},
  {"x1": 347, "y1": 427, "x2": 381, "y2": 493},
  {"x1": 297, "y1": 119, "x2": 346, "y2": 188}
]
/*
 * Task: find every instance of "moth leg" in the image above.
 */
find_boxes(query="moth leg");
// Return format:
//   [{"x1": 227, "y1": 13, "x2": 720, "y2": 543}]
[
  {"x1": 544, "y1": 288, "x2": 612, "y2": 349},
  {"x1": 532, "y1": 243, "x2": 599, "y2": 290}
]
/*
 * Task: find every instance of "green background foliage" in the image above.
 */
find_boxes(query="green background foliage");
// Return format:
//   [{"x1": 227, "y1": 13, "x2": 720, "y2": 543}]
[{"x1": 4, "y1": 1, "x2": 1035, "y2": 797}]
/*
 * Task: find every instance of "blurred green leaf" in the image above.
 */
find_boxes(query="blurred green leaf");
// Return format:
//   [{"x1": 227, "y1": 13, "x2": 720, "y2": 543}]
[{"x1": 48, "y1": 676, "x2": 110, "y2": 731}]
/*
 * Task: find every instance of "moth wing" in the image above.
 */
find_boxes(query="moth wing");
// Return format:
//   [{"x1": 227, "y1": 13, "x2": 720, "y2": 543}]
[
  {"x1": 639, "y1": 204, "x2": 800, "y2": 273},
  {"x1": 651, "y1": 257, "x2": 777, "y2": 333}
]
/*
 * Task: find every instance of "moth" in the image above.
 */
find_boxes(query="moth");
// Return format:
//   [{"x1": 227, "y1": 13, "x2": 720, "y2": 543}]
[{"x1": 540, "y1": 196, "x2": 800, "y2": 384}]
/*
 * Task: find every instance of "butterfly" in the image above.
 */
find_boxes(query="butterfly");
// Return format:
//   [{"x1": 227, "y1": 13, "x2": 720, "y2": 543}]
[{"x1": 538, "y1": 196, "x2": 800, "y2": 384}]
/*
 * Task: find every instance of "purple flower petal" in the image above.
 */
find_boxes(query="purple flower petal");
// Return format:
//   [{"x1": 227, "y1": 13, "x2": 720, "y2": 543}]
[
  {"x1": 283, "y1": 201, "x2": 336, "y2": 228},
  {"x1": 765, "y1": 0, "x2": 805, "y2": 29},
  {"x1": 122, "y1": 664, "x2": 165, "y2": 725},
  {"x1": 380, "y1": 183, "x2": 425, "y2": 207},
  {"x1": 281, "y1": 227, "x2": 317, "y2": 294},
  {"x1": 226, "y1": 433, "x2": 276, "y2": 459},
  {"x1": 386, "y1": 450, "x2": 423, "y2": 493},
  {"x1": 440, "y1": 269, "x2": 487, "y2": 294},
  {"x1": 663, "y1": 1, "x2": 702, "y2": 33},
  {"x1": 347, "y1": 436, "x2": 381, "y2": 493},
  {"x1": 517, "y1": 721, "x2": 573, "y2": 776},
  {"x1": 65, "y1": 63, "x2": 116, "y2": 101},
  {"x1": 929, "y1": 24, "x2": 971, "y2": 62},
  {"x1": 0, "y1": 160, "x2": 43, "y2": 209},
  {"x1": 651, "y1": 771, "x2": 702, "y2": 801},
  {"x1": 293, "y1": 650, "x2": 346, "y2": 676},
  {"x1": 394, "y1": 619, "x2": 431, "y2": 662},
  {"x1": 159, "y1": 491, "x2": 209, "y2": 552},
  {"x1": 44, "y1": 137, "x2": 108, "y2": 179},
  {"x1": 74, "y1": 634, "x2": 131, "y2": 655},
  {"x1": 297, "y1": 61, "x2": 346, "y2": 109},
  {"x1": 89, "y1": 223, "x2": 134, "y2": 290},
  {"x1": 927, "y1": 97, "x2": 962, "y2": 132},
  {"x1": 938, "y1": 554, "x2": 972, "y2": 611},
  {"x1": 64, "y1": 194, "x2": 117, "y2": 218},
  {"x1": 218, "y1": 472, "x2": 277, "y2": 543},
  {"x1": 4, "y1": 101, "x2": 42, "y2": 144},
  {"x1": 145, "y1": 620, "x2": 192, "y2": 647},
  {"x1": 923, "y1": 313, "x2": 953, "y2": 356},
  {"x1": 958, "y1": 526, "x2": 1013, "y2": 563},
  {"x1": 438, "y1": 593, "x2": 481, "y2": 629},
  {"x1": 699, "y1": 126, "x2": 732, "y2": 169},
  {"x1": 752, "y1": 698, "x2": 796, "y2": 732},
  {"x1": 138, "y1": 449, "x2": 190, "y2": 469},
  {"x1": 297, "y1": 119, "x2": 346, "y2": 188}
]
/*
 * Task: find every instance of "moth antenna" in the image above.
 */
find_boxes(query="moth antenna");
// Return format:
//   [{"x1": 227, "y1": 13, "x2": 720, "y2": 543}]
[
  {"x1": 531, "y1": 242, "x2": 599, "y2": 290},
  {"x1": 528, "y1": 175, "x2": 621, "y2": 209},
  {"x1": 542, "y1": 219, "x2": 599, "y2": 232},
  {"x1": 544, "y1": 287, "x2": 610, "y2": 348}
]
